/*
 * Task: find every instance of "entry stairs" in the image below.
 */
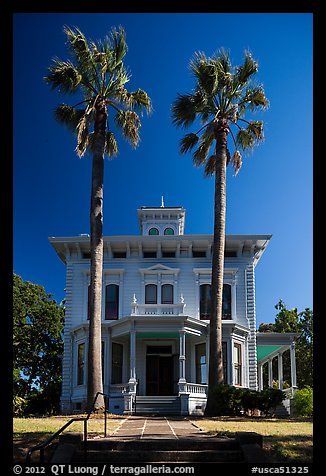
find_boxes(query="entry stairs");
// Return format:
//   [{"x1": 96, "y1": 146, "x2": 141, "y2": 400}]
[{"x1": 134, "y1": 395, "x2": 181, "y2": 415}]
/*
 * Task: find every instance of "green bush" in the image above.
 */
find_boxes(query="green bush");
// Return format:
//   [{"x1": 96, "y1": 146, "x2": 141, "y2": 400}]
[
  {"x1": 292, "y1": 386, "x2": 313, "y2": 416},
  {"x1": 257, "y1": 388, "x2": 286, "y2": 416},
  {"x1": 211, "y1": 384, "x2": 244, "y2": 415},
  {"x1": 211, "y1": 384, "x2": 286, "y2": 417}
]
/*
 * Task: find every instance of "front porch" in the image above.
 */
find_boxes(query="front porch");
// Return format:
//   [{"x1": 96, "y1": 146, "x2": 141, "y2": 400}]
[{"x1": 105, "y1": 315, "x2": 209, "y2": 415}]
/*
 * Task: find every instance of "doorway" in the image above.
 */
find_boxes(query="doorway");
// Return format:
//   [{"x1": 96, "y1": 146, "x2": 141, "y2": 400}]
[{"x1": 146, "y1": 345, "x2": 173, "y2": 395}]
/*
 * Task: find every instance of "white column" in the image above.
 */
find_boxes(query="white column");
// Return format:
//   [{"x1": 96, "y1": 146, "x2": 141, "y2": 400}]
[
  {"x1": 128, "y1": 330, "x2": 137, "y2": 392},
  {"x1": 268, "y1": 358, "x2": 273, "y2": 387},
  {"x1": 278, "y1": 352, "x2": 284, "y2": 390},
  {"x1": 206, "y1": 333, "x2": 210, "y2": 385},
  {"x1": 178, "y1": 329, "x2": 186, "y2": 392},
  {"x1": 229, "y1": 335, "x2": 234, "y2": 385},
  {"x1": 290, "y1": 340, "x2": 297, "y2": 388},
  {"x1": 258, "y1": 363, "x2": 264, "y2": 391}
]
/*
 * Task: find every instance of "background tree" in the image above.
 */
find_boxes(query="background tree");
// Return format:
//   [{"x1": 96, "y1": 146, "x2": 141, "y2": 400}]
[
  {"x1": 258, "y1": 299, "x2": 313, "y2": 388},
  {"x1": 44, "y1": 26, "x2": 151, "y2": 410},
  {"x1": 172, "y1": 49, "x2": 269, "y2": 415},
  {"x1": 13, "y1": 273, "x2": 64, "y2": 415}
]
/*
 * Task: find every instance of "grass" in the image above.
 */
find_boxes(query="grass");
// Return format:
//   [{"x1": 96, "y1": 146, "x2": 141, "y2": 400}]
[
  {"x1": 14, "y1": 414, "x2": 313, "y2": 464},
  {"x1": 13, "y1": 413, "x2": 124, "y2": 463},
  {"x1": 190, "y1": 416, "x2": 313, "y2": 463}
]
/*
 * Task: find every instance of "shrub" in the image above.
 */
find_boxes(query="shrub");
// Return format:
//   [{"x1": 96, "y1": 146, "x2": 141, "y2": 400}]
[
  {"x1": 211, "y1": 384, "x2": 244, "y2": 415},
  {"x1": 292, "y1": 386, "x2": 313, "y2": 416},
  {"x1": 257, "y1": 388, "x2": 286, "y2": 416},
  {"x1": 211, "y1": 385, "x2": 286, "y2": 417}
]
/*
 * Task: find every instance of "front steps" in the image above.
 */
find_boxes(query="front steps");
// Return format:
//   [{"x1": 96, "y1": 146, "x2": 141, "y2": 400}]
[
  {"x1": 74, "y1": 437, "x2": 245, "y2": 463},
  {"x1": 134, "y1": 395, "x2": 181, "y2": 415}
]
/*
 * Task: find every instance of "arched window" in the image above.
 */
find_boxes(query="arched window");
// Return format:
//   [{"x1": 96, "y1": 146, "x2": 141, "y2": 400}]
[
  {"x1": 199, "y1": 283, "x2": 232, "y2": 320},
  {"x1": 145, "y1": 284, "x2": 157, "y2": 304},
  {"x1": 105, "y1": 284, "x2": 119, "y2": 320},
  {"x1": 161, "y1": 284, "x2": 173, "y2": 304},
  {"x1": 164, "y1": 228, "x2": 174, "y2": 235},
  {"x1": 149, "y1": 228, "x2": 159, "y2": 235}
]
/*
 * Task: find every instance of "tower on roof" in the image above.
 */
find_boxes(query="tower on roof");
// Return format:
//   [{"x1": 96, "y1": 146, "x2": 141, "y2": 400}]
[{"x1": 137, "y1": 205, "x2": 186, "y2": 236}]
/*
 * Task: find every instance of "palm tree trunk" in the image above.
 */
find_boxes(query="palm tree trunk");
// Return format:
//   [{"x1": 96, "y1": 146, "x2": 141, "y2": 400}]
[
  {"x1": 205, "y1": 119, "x2": 228, "y2": 416},
  {"x1": 87, "y1": 97, "x2": 107, "y2": 411}
]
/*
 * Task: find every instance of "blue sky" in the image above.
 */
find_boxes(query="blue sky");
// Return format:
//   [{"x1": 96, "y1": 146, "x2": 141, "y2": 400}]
[{"x1": 13, "y1": 13, "x2": 313, "y2": 326}]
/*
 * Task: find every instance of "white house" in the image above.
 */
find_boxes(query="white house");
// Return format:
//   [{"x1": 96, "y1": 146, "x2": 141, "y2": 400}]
[{"x1": 49, "y1": 204, "x2": 297, "y2": 416}]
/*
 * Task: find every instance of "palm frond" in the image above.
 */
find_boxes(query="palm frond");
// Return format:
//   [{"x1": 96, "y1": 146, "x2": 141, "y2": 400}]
[
  {"x1": 109, "y1": 26, "x2": 128, "y2": 67},
  {"x1": 179, "y1": 133, "x2": 199, "y2": 154},
  {"x1": 204, "y1": 154, "x2": 217, "y2": 176},
  {"x1": 114, "y1": 110, "x2": 141, "y2": 148},
  {"x1": 171, "y1": 93, "x2": 202, "y2": 128},
  {"x1": 240, "y1": 85, "x2": 269, "y2": 111},
  {"x1": 117, "y1": 88, "x2": 152, "y2": 114},
  {"x1": 54, "y1": 104, "x2": 86, "y2": 131},
  {"x1": 235, "y1": 121, "x2": 265, "y2": 153},
  {"x1": 231, "y1": 150, "x2": 242, "y2": 176},
  {"x1": 44, "y1": 58, "x2": 82, "y2": 94},
  {"x1": 104, "y1": 131, "x2": 118, "y2": 157},
  {"x1": 63, "y1": 25, "x2": 101, "y2": 92},
  {"x1": 190, "y1": 51, "x2": 219, "y2": 97},
  {"x1": 235, "y1": 50, "x2": 258, "y2": 85},
  {"x1": 192, "y1": 129, "x2": 215, "y2": 167},
  {"x1": 75, "y1": 103, "x2": 95, "y2": 157},
  {"x1": 247, "y1": 120, "x2": 264, "y2": 142}
]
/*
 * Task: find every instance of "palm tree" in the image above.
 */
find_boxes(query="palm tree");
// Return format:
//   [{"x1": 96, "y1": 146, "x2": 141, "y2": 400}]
[
  {"x1": 171, "y1": 49, "x2": 268, "y2": 415},
  {"x1": 44, "y1": 26, "x2": 151, "y2": 410}
]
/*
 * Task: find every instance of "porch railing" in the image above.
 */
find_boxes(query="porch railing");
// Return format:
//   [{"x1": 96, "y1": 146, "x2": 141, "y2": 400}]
[
  {"x1": 184, "y1": 383, "x2": 208, "y2": 395},
  {"x1": 131, "y1": 303, "x2": 186, "y2": 316}
]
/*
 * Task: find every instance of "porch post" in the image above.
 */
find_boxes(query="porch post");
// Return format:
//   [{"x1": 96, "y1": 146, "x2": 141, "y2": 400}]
[
  {"x1": 258, "y1": 363, "x2": 264, "y2": 391},
  {"x1": 128, "y1": 329, "x2": 137, "y2": 393},
  {"x1": 268, "y1": 358, "x2": 273, "y2": 387},
  {"x1": 278, "y1": 352, "x2": 284, "y2": 390},
  {"x1": 290, "y1": 339, "x2": 297, "y2": 388},
  {"x1": 178, "y1": 329, "x2": 186, "y2": 392}
]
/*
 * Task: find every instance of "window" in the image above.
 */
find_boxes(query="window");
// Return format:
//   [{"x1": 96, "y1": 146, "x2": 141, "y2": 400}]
[
  {"x1": 199, "y1": 283, "x2": 232, "y2": 320},
  {"x1": 144, "y1": 251, "x2": 157, "y2": 258},
  {"x1": 113, "y1": 251, "x2": 126, "y2": 258},
  {"x1": 164, "y1": 228, "x2": 174, "y2": 235},
  {"x1": 234, "y1": 343, "x2": 242, "y2": 385},
  {"x1": 162, "y1": 251, "x2": 176, "y2": 258},
  {"x1": 149, "y1": 228, "x2": 159, "y2": 235},
  {"x1": 105, "y1": 284, "x2": 119, "y2": 320},
  {"x1": 195, "y1": 343, "x2": 207, "y2": 384},
  {"x1": 193, "y1": 250, "x2": 206, "y2": 258},
  {"x1": 145, "y1": 284, "x2": 157, "y2": 304},
  {"x1": 200, "y1": 284, "x2": 211, "y2": 319},
  {"x1": 161, "y1": 284, "x2": 173, "y2": 304},
  {"x1": 111, "y1": 343, "x2": 123, "y2": 384},
  {"x1": 77, "y1": 343, "x2": 85, "y2": 385},
  {"x1": 222, "y1": 284, "x2": 232, "y2": 320}
]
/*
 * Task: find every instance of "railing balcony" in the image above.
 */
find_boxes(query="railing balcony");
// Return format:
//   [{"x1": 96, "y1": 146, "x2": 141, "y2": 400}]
[
  {"x1": 131, "y1": 302, "x2": 186, "y2": 316},
  {"x1": 183, "y1": 383, "x2": 208, "y2": 395}
]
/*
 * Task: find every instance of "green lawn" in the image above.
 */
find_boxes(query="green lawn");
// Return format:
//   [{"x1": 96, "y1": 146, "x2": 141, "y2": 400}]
[
  {"x1": 13, "y1": 414, "x2": 124, "y2": 463},
  {"x1": 14, "y1": 415, "x2": 313, "y2": 464},
  {"x1": 190, "y1": 416, "x2": 313, "y2": 463}
]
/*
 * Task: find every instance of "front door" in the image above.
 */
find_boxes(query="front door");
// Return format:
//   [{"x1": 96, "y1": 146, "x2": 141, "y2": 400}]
[{"x1": 146, "y1": 347, "x2": 173, "y2": 395}]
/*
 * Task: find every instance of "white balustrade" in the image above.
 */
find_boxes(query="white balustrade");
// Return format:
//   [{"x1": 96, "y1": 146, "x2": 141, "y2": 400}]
[{"x1": 131, "y1": 303, "x2": 186, "y2": 316}]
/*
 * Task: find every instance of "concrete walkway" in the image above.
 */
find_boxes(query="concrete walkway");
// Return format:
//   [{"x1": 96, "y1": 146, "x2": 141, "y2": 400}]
[{"x1": 110, "y1": 416, "x2": 203, "y2": 440}]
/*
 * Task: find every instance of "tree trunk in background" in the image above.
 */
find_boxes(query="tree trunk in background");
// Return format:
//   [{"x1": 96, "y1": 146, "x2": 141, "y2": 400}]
[{"x1": 205, "y1": 118, "x2": 228, "y2": 416}]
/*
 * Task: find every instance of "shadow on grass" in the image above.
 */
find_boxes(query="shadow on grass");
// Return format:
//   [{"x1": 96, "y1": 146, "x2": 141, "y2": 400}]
[{"x1": 264, "y1": 434, "x2": 313, "y2": 463}]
